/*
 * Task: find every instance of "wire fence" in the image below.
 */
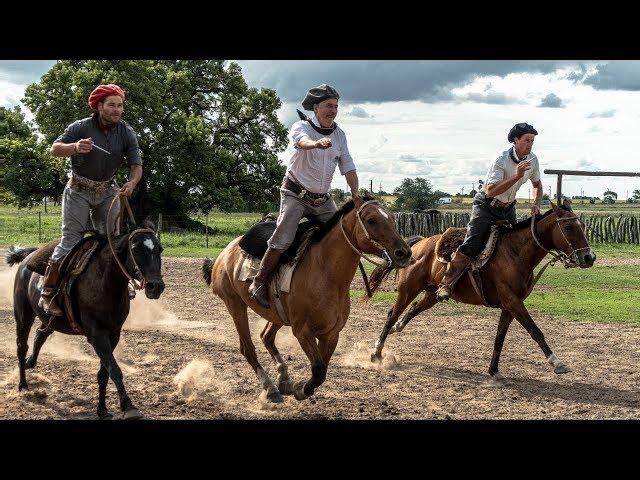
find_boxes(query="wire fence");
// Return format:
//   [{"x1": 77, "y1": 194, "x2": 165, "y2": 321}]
[{"x1": 1, "y1": 210, "x2": 639, "y2": 246}]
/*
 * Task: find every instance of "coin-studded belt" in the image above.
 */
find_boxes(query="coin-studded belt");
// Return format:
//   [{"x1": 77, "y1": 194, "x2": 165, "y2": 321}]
[{"x1": 69, "y1": 174, "x2": 114, "y2": 194}]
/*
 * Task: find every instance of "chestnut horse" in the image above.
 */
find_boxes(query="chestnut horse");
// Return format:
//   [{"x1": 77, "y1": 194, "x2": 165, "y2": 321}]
[
  {"x1": 202, "y1": 197, "x2": 413, "y2": 403},
  {"x1": 369, "y1": 199, "x2": 595, "y2": 381}
]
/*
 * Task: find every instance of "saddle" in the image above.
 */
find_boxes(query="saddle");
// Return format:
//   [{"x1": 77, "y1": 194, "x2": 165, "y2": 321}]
[
  {"x1": 238, "y1": 219, "x2": 319, "y2": 263},
  {"x1": 238, "y1": 219, "x2": 320, "y2": 325},
  {"x1": 28, "y1": 235, "x2": 103, "y2": 334},
  {"x1": 435, "y1": 221, "x2": 512, "y2": 307},
  {"x1": 435, "y1": 221, "x2": 511, "y2": 268}
]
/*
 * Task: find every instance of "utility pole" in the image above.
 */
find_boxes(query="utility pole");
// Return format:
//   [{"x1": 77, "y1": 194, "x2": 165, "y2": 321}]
[{"x1": 370, "y1": 179, "x2": 373, "y2": 194}]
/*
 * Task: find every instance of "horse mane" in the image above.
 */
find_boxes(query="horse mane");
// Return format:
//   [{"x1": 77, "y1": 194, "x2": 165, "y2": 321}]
[
  {"x1": 510, "y1": 204, "x2": 573, "y2": 232},
  {"x1": 310, "y1": 194, "x2": 377, "y2": 244}
]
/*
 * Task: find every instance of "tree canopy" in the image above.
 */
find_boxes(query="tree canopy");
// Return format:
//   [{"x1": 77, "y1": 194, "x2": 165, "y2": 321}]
[
  {"x1": 0, "y1": 106, "x2": 66, "y2": 207},
  {"x1": 392, "y1": 177, "x2": 442, "y2": 211},
  {"x1": 15, "y1": 60, "x2": 288, "y2": 221}
]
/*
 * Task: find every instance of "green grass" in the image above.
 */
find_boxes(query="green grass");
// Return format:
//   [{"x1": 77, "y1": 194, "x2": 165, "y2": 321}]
[
  {"x1": 348, "y1": 264, "x2": 640, "y2": 325},
  {"x1": 2, "y1": 205, "x2": 640, "y2": 325}
]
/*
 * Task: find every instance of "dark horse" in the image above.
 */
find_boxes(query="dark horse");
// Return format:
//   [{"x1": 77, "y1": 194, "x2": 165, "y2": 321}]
[
  {"x1": 202, "y1": 197, "x2": 413, "y2": 403},
  {"x1": 368, "y1": 199, "x2": 596, "y2": 382},
  {"x1": 6, "y1": 218, "x2": 165, "y2": 419}
]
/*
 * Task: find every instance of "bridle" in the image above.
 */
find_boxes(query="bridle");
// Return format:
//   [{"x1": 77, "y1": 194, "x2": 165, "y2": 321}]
[
  {"x1": 107, "y1": 194, "x2": 157, "y2": 290},
  {"x1": 340, "y1": 199, "x2": 394, "y2": 268},
  {"x1": 530, "y1": 210, "x2": 591, "y2": 268}
]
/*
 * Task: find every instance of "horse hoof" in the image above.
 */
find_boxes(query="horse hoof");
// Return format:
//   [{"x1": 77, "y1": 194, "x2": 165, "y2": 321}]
[
  {"x1": 370, "y1": 352, "x2": 382, "y2": 363},
  {"x1": 98, "y1": 410, "x2": 113, "y2": 420},
  {"x1": 25, "y1": 357, "x2": 36, "y2": 369},
  {"x1": 123, "y1": 408, "x2": 144, "y2": 420},
  {"x1": 278, "y1": 380, "x2": 295, "y2": 396},
  {"x1": 18, "y1": 383, "x2": 28, "y2": 392},
  {"x1": 293, "y1": 382, "x2": 308, "y2": 401},
  {"x1": 554, "y1": 364, "x2": 571, "y2": 374},
  {"x1": 266, "y1": 389, "x2": 284, "y2": 403},
  {"x1": 486, "y1": 373, "x2": 506, "y2": 387}
]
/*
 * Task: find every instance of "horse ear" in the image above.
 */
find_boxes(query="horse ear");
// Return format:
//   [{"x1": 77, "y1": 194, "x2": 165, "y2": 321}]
[
  {"x1": 562, "y1": 197, "x2": 572, "y2": 208},
  {"x1": 141, "y1": 217, "x2": 157, "y2": 232},
  {"x1": 550, "y1": 201, "x2": 557, "y2": 210}
]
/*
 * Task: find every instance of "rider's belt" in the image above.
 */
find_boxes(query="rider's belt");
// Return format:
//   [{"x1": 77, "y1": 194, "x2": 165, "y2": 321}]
[
  {"x1": 69, "y1": 174, "x2": 114, "y2": 194},
  {"x1": 482, "y1": 194, "x2": 515, "y2": 209},
  {"x1": 283, "y1": 177, "x2": 330, "y2": 205}
]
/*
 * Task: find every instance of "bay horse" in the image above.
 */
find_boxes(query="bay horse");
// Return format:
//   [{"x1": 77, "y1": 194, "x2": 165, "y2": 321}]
[
  {"x1": 369, "y1": 199, "x2": 596, "y2": 381},
  {"x1": 6, "y1": 217, "x2": 165, "y2": 419},
  {"x1": 202, "y1": 196, "x2": 413, "y2": 403}
]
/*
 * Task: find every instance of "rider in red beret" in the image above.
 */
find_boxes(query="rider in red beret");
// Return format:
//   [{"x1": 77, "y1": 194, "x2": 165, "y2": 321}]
[{"x1": 39, "y1": 84, "x2": 143, "y2": 315}]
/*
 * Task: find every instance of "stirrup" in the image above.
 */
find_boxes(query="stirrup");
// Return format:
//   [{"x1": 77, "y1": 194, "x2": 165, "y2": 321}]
[
  {"x1": 250, "y1": 283, "x2": 270, "y2": 307},
  {"x1": 436, "y1": 286, "x2": 451, "y2": 301},
  {"x1": 39, "y1": 294, "x2": 63, "y2": 316}
]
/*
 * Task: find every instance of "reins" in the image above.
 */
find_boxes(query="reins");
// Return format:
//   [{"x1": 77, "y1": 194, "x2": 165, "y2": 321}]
[{"x1": 107, "y1": 194, "x2": 155, "y2": 290}]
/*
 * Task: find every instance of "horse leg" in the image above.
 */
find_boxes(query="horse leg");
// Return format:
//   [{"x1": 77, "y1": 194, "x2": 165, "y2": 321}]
[
  {"x1": 487, "y1": 310, "x2": 513, "y2": 382},
  {"x1": 371, "y1": 284, "x2": 420, "y2": 362},
  {"x1": 291, "y1": 323, "x2": 327, "y2": 401},
  {"x1": 90, "y1": 329, "x2": 142, "y2": 419},
  {"x1": 225, "y1": 297, "x2": 282, "y2": 403},
  {"x1": 506, "y1": 299, "x2": 570, "y2": 374},
  {"x1": 14, "y1": 296, "x2": 35, "y2": 391},
  {"x1": 96, "y1": 365, "x2": 112, "y2": 419},
  {"x1": 25, "y1": 326, "x2": 54, "y2": 369},
  {"x1": 391, "y1": 290, "x2": 438, "y2": 334},
  {"x1": 260, "y1": 322, "x2": 294, "y2": 396}
]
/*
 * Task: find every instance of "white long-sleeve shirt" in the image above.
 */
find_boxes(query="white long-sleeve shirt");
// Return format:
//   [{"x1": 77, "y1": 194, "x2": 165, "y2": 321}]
[
  {"x1": 484, "y1": 147, "x2": 541, "y2": 203},
  {"x1": 286, "y1": 115, "x2": 357, "y2": 194}
]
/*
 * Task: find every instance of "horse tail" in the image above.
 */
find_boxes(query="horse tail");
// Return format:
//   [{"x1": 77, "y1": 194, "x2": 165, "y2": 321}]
[
  {"x1": 362, "y1": 263, "x2": 394, "y2": 300},
  {"x1": 5, "y1": 245, "x2": 37, "y2": 266},
  {"x1": 405, "y1": 235, "x2": 424, "y2": 247},
  {"x1": 201, "y1": 257, "x2": 214, "y2": 286}
]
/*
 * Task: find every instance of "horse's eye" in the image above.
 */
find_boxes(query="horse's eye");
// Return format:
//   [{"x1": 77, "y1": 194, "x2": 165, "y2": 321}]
[
  {"x1": 367, "y1": 218, "x2": 376, "y2": 225},
  {"x1": 564, "y1": 225, "x2": 573, "y2": 231}
]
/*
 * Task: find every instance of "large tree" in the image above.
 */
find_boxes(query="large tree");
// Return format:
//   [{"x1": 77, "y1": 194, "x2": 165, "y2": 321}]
[
  {"x1": 21, "y1": 60, "x2": 288, "y2": 223},
  {"x1": 0, "y1": 106, "x2": 66, "y2": 207},
  {"x1": 392, "y1": 177, "x2": 440, "y2": 211}
]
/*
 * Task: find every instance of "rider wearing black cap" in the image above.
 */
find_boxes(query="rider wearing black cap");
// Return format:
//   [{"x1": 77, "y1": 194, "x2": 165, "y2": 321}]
[
  {"x1": 436, "y1": 122, "x2": 543, "y2": 301},
  {"x1": 248, "y1": 84, "x2": 362, "y2": 309}
]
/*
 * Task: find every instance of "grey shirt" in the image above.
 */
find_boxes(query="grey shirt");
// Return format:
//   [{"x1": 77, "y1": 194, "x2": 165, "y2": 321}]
[{"x1": 55, "y1": 114, "x2": 142, "y2": 181}]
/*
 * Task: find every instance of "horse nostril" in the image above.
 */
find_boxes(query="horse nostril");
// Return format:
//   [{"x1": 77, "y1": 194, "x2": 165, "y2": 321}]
[{"x1": 395, "y1": 249, "x2": 406, "y2": 258}]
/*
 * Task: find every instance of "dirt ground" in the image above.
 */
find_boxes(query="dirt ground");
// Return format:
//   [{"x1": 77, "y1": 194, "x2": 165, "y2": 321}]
[{"x1": 1, "y1": 250, "x2": 639, "y2": 420}]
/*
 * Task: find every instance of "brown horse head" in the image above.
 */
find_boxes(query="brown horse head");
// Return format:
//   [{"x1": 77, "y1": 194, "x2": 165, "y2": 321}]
[
  {"x1": 546, "y1": 199, "x2": 596, "y2": 268},
  {"x1": 346, "y1": 198, "x2": 413, "y2": 268}
]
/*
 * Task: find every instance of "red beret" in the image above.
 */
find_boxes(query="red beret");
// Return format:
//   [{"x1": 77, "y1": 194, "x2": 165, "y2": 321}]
[{"x1": 88, "y1": 84, "x2": 125, "y2": 110}]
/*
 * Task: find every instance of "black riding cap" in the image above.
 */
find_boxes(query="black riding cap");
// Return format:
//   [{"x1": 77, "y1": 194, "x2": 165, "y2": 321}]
[
  {"x1": 508, "y1": 122, "x2": 538, "y2": 143},
  {"x1": 302, "y1": 84, "x2": 340, "y2": 111}
]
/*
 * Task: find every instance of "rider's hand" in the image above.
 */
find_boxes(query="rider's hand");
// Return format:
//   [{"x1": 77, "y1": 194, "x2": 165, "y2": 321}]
[
  {"x1": 531, "y1": 204, "x2": 541, "y2": 216},
  {"x1": 315, "y1": 138, "x2": 332, "y2": 149},
  {"x1": 516, "y1": 160, "x2": 532, "y2": 178},
  {"x1": 75, "y1": 137, "x2": 94, "y2": 154},
  {"x1": 120, "y1": 181, "x2": 137, "y2": 197}
]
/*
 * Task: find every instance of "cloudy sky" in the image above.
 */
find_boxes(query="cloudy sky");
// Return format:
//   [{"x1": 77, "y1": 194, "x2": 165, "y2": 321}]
[{"x1": 3, "y1": 60, "x2": 640, "y2": 199}]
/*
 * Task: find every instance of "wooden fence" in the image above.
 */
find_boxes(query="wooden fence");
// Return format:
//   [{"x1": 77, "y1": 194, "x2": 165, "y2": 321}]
[{"x1": 394, "y1": 212, "x2": 640, "y2": 244}]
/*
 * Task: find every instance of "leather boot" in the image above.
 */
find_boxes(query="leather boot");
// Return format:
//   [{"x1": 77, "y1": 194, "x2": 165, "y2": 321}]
[
  {"x1": 436, "y1": 250, "x2": 473, "y2": 301},
  {"x1": 38, "y1": 259, "x2": 63, "y2": 316},
  {"x1": 248, "y1": 247, "x2": 283, "y2": 308}
]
